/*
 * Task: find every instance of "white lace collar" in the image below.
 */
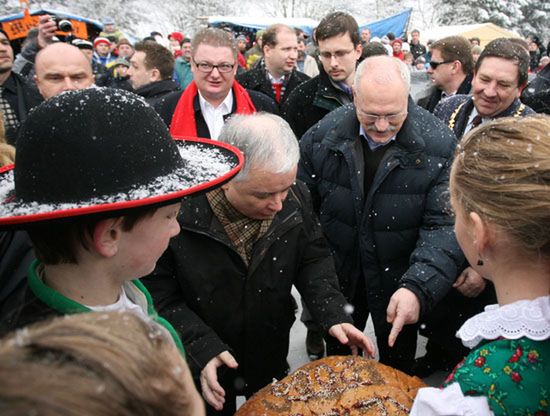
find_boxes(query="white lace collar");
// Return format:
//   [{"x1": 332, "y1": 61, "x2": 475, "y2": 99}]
[{"x1": 457, "y1": 295, "x2": 550, "y2": 349}]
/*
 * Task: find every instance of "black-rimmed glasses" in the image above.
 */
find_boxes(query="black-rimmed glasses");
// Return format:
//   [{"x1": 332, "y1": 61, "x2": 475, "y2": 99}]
[{"x1": 193, "y1": 59, "x2": 235, "y2": 73}]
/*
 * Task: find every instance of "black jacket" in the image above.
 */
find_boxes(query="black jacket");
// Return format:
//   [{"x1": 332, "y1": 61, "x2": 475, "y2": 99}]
[
  {"x1": 134, "y1": 79, "x2": 180, "y2": 107},
  {"x1": 418, "y1": 73, "x2": 473, "y2": 113},
  {"x1": 0, "y1": 231, "x2": 33, "y2": 310},
  {"x1": 410, "y1": 42, "x2": 427, "y2": 60},
  {"x1": 434, "y1": 94, "x2": 535, "y2": 139},
  {"x1": 153, "y1": 87, "x2": 278, "y2": 135},
  {"x1": 521, "y1": 64, "x2": 550, "y2": 114},
  {"x1": 1, "y1": 72, "x2": 43, "y2": 144},
  {"x1": 142, "y1": 181, "x2": 351, "y2": 394},
  {"x1": 282, "y1": 67, "x2": 352, "y2": 139},
  {"x1": 236, "y1": 60, "x2": 309, "y2": 106},
  {"x1": 299, "y1": 101, "x2": 464, "y2": 320}
]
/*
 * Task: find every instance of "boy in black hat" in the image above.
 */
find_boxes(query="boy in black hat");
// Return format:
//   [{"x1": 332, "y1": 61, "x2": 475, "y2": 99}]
[{"x1": 0, "y1": 88, "x2": 242, "y2": 344}]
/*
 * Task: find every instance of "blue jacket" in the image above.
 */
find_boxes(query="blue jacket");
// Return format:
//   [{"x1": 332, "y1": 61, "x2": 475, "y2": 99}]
[{"x1": 299, "y1": 100, "x2": 464, "y2": 318}]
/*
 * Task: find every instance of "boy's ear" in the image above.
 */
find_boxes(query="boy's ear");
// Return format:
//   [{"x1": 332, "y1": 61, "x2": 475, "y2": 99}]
[{"x1": 92, "y1": 218, "x2": 124, "y2": 258}]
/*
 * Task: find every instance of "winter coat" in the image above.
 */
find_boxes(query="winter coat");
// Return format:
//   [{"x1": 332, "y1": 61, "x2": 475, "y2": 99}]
[
  {"x1": 236, "y1": 60, "x2": 310, "y2": 106},
  {"x1": 96, "y1": 72, "x2": 133, "y2": 92},
  {"x1": 173, "y1": 57, "x2": 193, "y2": 90},
  {"x1": 434, "y1": 94, "x2": 535, "y2": 139},
  {"x1": 521, "y1": 64, "x2": 550, "y2": 114},
  {"x1": 141, "y1": 181, "x2": 352, "y2": 394},
  {"x1": 0, "y1": 71, "x2": 43, "y2": 145},
  {"x1": 282, "y1": 68, "x2": 352, "y2": 139},
  {"x1": 0, "y1": 231, "x2": 33, "y2": 309},
  {"x1": 298, "y1": 100, "x2": 464, "y2": 320},
  {"x1": 133, "y1": 79, "x2": 180, "y2": 108},
  {"x1": 418, "y1": 73, "x2": 473, "y2": 113},
  {"x1": 153, "y1": 87, "x2": 278, "y2": 135},
  {"x1": 410, "y1": 42, "x2": 427, "y2": 61}
]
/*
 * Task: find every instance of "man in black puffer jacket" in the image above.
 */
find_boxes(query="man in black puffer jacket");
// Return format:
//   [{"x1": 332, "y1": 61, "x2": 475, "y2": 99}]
[{"x1": 299, "y1": 55, "x2": 464, "y2": 374}]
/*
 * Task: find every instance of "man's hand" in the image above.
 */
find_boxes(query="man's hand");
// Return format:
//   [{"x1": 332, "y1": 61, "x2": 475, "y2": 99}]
[
  {"x1": 453, "y1": 267, "x2": 486, "y2": 297},
  {"x1": 386, "y1": 288, "x2": 421, "y2": 347},
  {"x1": 38, "y1": 15, "x2": 57, "y2": 48},
  {"x1": 200, "y1": 351, "x2": 238, "y2": 411},
  {"x1": 328, "y1": 323, "x2": 376, "y2": 358}
]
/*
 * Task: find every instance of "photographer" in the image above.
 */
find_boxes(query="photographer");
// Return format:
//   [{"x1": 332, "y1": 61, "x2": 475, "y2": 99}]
[{"x1": 12, "y1": 14, "x2": 77, "y2": 81}]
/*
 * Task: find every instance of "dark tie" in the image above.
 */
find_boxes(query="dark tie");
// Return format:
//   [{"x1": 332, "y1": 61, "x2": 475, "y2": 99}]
[{"x1": 471, "y1": 114, "x2": 483, "y2": 128}]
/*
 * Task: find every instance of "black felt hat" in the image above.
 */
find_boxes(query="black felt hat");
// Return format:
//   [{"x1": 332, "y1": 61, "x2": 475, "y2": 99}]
[{"x1": 0, "y1": 88, "x2": 243, "y2": 227}]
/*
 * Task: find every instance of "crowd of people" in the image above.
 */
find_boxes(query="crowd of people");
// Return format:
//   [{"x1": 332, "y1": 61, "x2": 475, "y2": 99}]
[{"x1": 0, "y1": 10, "x2": 548, "y2": 416}]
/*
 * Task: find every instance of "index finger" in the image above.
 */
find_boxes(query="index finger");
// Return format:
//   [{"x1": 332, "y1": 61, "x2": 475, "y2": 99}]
[{"x1": 388, "y1": 313, "x2": 405, "y2": 347}]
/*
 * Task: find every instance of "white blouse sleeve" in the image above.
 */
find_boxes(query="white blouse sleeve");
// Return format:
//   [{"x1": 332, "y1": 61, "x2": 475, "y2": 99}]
[{"x1": 410, "y1": 383, "x2": 494, "y2": 416}]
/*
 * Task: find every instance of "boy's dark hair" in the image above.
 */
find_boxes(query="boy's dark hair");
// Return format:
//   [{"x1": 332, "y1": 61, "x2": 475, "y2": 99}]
[
  {"x1": 431, "y1": 36, "x2": 474, "y2": 74},
  {"x1": 134, "y1": 41, "x2": 174, "y2": 80},
  {"x1": 27, "y1": 206, "x2": 158, "y2": 265},
  {"x1": 475, "y1": 37, "x2": 529, "y2": 87},
  {"x1": 315, "y1": 12, "x2": 360, "y2": 46}
]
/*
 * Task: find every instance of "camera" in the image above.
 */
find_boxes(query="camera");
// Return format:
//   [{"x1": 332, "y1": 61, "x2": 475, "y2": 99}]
[{"x1": 51, "y1": 17, "x2": 73, "y2": 33}]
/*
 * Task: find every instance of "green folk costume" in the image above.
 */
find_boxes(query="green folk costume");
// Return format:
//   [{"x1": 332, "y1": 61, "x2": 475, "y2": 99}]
[
  {"x1": 410, "y1": 296, "x2": 550, "y2": 415},
  {"x1": 26, "y1": 259, "x2": 185, "y2": 355},
  {"x1": 443, "y1": 337, "x2": 550, "y2": 415}
]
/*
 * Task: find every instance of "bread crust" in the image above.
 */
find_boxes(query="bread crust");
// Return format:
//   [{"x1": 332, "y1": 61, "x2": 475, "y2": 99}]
[{"x1": 236, "y1": 355, "x2": 425, "y2": 415}]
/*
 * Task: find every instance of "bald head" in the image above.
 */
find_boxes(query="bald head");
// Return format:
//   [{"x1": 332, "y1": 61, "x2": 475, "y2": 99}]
[
  {"x1": 35, "y1": 43, "x2": 94, "y2": 99},
  {"x1": 353, "y1": 56, "x2": 410, "y2": 144},
  {"x1": 354, "y1": 55, "x2": 410, "y2": 99}
]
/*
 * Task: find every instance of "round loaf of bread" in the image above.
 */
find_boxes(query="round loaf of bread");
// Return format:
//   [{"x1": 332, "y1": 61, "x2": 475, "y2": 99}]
[{"x1": 235, "y1": 355, "x2": 425, "y2": 415}]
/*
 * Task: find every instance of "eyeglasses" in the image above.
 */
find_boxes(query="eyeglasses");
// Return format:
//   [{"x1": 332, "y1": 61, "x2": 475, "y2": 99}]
[
  {"x1": 358, "y1": 111, "x2": 408, "y2": 123},
  {"x1": 319, "y1": 49, "x2": 355, "y2": 61},
  {"x1": 429, "y1": 60, "x2": 454, "y2": 70},
  {"x1": 193, "y1": 59, "x2": 235, "y2": 73}
]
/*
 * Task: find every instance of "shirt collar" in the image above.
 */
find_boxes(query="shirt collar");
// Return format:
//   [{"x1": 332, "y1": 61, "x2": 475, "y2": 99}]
[
  {"x1": 441, "y1": 90, "x2": 457, "y2": 99},
  {"x1": 198, "y1": 89, "x2": 233, "y2": 112},
  {"x1": 456, "y1": 295, "x2": 550, "y2": 349},
  {"x1": 267, "y1": 71, "x2": 285, "y2": 84},
  {"x1": 359, "y1": 124, "x2": 396, "y2": 150}
]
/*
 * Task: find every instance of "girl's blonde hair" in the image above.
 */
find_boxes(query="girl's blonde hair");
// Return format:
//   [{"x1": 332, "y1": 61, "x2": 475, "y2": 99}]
[
  {"x1": 0, "y1": 311, "x2": 204, "y2": 416},
  {"x1": 451, "y1": 115, "x2": 550, "y2": 255}
]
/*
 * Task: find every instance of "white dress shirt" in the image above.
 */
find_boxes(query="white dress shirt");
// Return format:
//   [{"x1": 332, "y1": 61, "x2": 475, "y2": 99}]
[{"x1": 198, "y1": 90, "x2": 233, "y2": 140}]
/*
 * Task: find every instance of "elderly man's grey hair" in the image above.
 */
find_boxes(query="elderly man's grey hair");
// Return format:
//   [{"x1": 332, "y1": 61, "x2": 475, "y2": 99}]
[
  {"x1": 218, "y1": 112, "x2": 300, "y2": 181},
  {"x1": 354, "y1": 55, "x2": 411, "y2": 98}
]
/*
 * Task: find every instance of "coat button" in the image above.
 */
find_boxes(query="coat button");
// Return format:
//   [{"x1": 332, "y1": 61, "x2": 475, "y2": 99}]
[{"x1": 415, "y1": 158, "x2": 421, "y2": 165}]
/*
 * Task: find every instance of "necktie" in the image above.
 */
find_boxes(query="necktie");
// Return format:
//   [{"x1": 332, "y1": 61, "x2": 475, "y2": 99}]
[
  {"x1": 272, "y1": 82, "x2": 283, "y2": 103},
  {"x1": 0, "y1": 86, "x2": 20, "y2": 132},
  {"x1": 471, "y1": 114, "x2": 483, "y2": 129}
]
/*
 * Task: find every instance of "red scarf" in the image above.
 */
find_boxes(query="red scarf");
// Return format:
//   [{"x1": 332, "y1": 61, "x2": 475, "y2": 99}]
[{"x1": 170, "y1": 81, "x2": 256, "y2": 137}]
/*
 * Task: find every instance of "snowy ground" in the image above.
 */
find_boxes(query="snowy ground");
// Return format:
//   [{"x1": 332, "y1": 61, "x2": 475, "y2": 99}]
[{"x1": 236, "y1": 286, "x2": 446, "y2": 409}]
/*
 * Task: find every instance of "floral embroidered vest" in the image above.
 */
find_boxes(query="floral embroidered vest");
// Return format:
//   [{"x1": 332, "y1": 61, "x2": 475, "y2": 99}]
[{"x1": 443, "y1": 337, "x2": 550, "y2": 415}]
